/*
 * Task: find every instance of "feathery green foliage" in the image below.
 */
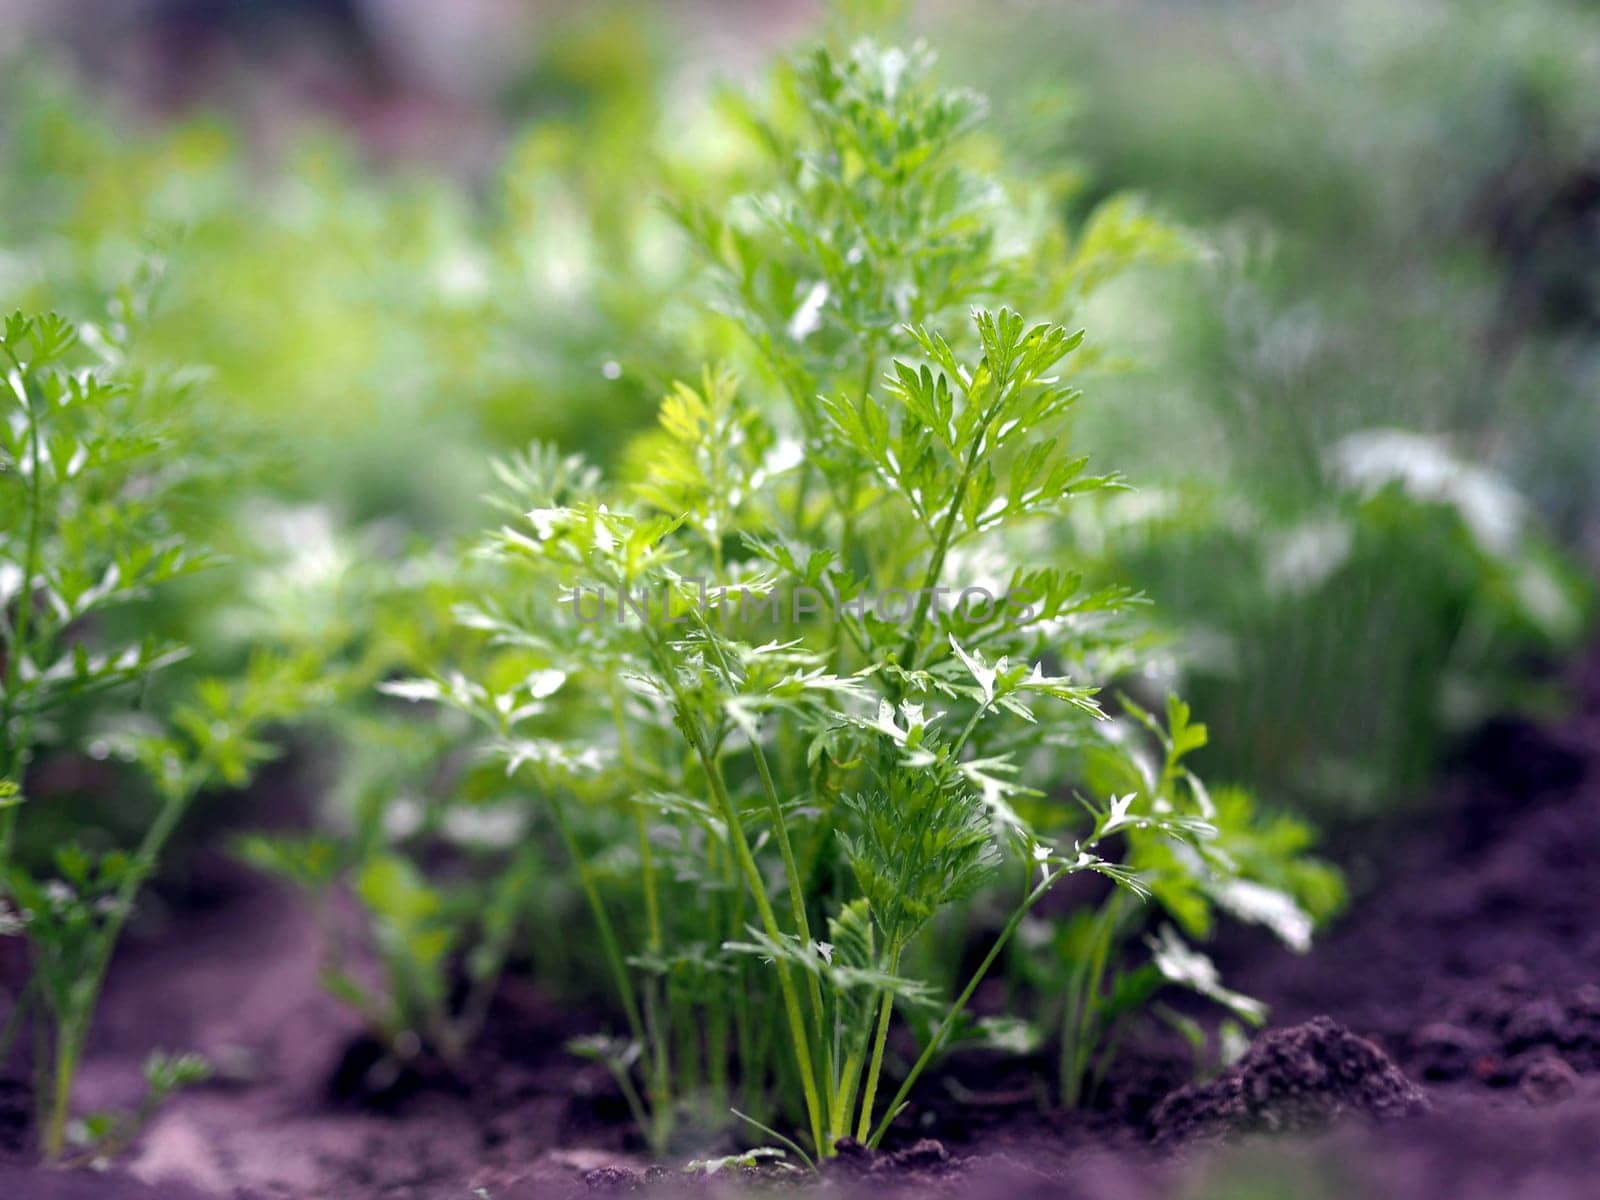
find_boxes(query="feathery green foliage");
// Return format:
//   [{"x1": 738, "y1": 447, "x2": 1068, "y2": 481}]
[
  {"x1": 0, "y1": 299, "x2": 329, "y2": 1158},
  {"x1": 375, "y1": 36, "x2": 1339, "y2": 1158}
]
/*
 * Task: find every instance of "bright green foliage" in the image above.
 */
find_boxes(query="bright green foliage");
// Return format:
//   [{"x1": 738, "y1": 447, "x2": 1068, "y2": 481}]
[
  {"x1": 0, "y1": 0, "x2": 1588, "y2": 1179},
  {"x1": 0, "y1": 300, "x2": 328, "y2": 1158},
  {"x1": 0, "y1": 25, "x2": 727, "y2": 534},
  {"x1": 5, "y1": 646, "x2": 322, "y2": 1158},
  {"x1": 377, "y1": 37, "x2": 1339, "y2": 1160},
  {"x1": 0, "y1": 300, "x2": 212, "y2": 845},
  {"x1": 225, "y1": 531, "x2": 548, "y2": 1076},
  {"x1": 1032, "y1": 694, "x2": 1344, "y2": 1106}
]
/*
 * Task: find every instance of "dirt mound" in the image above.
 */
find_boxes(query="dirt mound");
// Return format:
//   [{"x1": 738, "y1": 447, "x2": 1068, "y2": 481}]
[
  {"x1": 1229, "y1": 655, "x2": 1600, "y2": 1111},
  {"x1": 1148, "y1": 1017, "x2": 1429, "y2": 1145},
  {"x1": 825, "y1": 1137, "x2": 958, "y2": 1183}
]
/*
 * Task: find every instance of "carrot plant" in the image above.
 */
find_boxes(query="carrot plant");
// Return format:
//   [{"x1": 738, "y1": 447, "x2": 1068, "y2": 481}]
[
  {"x1": 1024, "y1": 698, "x2": 1344, "y2": 1107},
  {"x1": 236, "y1": 713, "x2": 547, "y2": 1078},
  {"x1": 376, "y1": 35, "x2": 1340, "y2": 1161},
  {"x1": 7, "y1": 654, "x2": 320, "y2": 1159},
  {"x1": 0, "y1": 302, "x2": 205, "y2": 861},
  {"x1": 0, "y1": 299, "x2": 326, "y2": 1159},
  {"x1": 231, "y1": 527, "x2": 558, "y2": 1083}
]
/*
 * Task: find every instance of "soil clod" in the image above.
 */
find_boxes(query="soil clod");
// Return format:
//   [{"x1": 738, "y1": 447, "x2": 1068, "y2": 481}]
[
  {"x1": 1147, "y1": 1016, "x2": 1429, "y2": 1146},
  {"x1": 1518, "y1": 1055, "x2": 1580, "y2": 1107}
]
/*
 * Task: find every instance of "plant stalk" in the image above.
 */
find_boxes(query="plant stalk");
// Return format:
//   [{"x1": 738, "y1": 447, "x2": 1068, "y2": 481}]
[
  {"x1": 646, "y1": 624, "x2": 827, "y2": 1152},
  {"x1": 893, "y1": 395, "x2": 1002, "y2": 681},
  {"x1": 867, "y1": 867, "x2": 1062, "y2": 1148},
  {"x1": 852, "y1": 941, "x2": 902, "y2": 1141},
  {"x1": 547, "y1": 793, "x2": 647, "y2": 1048}
]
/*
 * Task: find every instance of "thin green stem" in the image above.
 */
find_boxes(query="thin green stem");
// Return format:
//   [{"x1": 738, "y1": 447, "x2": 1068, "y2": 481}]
[
  {"x1": 832, "y1": 1038, "x2": 866, "y2": 1141},
  {"x1": 1061, "y1": 896, "x2": 1116, "y2": 1107},
  {"x1": 893, "y1": 420, "x2": 989, "y2": 683},
  {"x1": 547, "y1": 793, "x2": 646, "y2": 1048},
  {"x1": 633, "y1": 786, "x2": 674, "y2": 1121},
  {"x1": 867, "y1": 867, "x2": 1063, "y2": 1148},
  {"x1": 687, "y1": 610, "x2": 814, "y2": 944},
  {"x1": 610, "y1": 681, "x2": 674, "y2": 1139},
  {"x1": 551, "y1": 785, "x2": 675, "y2": 1144},
  {"x1": 836, "y1": 342, "x2": 877, "y2": 588},
  {"x1": 684, "y1": 608, "x2": 831, "y2": 1083},
  {"x1": 791, "y1": 460, "x2": 814, "y2": 539},
  {"x1": 82, "y1": 782, "x2": 193, "y2": 1006},
  {"x1": 951, "y1": 700, "x2": 992, "y2": 758},
  {"x1": 612, "y1": 683, "x2": 663, "y2": 950},
  {"x1": 706, "y1": 976, "x2": 730, "y2": 1113},
  {"x1": 672, "y1": 981, "x2": 695, "y2": 1099},
  {"x1": 724, "y1": 842, "x2": 757, "y2": 1111},
  {"x1": 39, "y1": 772, "x2": 197, "y2": 1160},
  {"x1": 692, "y1": 727, "x2": 826, "y2": 1153},
  {"x1": 41, "y1": 1022, "x2": 78, "y2": 1160},
  {"x1": 851, "y1": 940, "x2": 902, "y2": 1141},
  {"x1": 608, "y1": 1058, "x2": 654, "y2": 1147},
  {"x1": 642, "y1": 627, "x2": 826, "y2": 1154}
]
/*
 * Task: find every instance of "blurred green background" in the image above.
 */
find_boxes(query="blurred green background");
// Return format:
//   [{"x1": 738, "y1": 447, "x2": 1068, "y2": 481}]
[{"x1": 3, "y1": 0, "x2": 1596, "y2": 825}]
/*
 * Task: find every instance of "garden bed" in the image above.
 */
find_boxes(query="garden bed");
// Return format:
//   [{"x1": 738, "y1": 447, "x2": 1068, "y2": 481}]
[{"x1": 3, "y1": 650, "x2": 1597, "y2": 1200}]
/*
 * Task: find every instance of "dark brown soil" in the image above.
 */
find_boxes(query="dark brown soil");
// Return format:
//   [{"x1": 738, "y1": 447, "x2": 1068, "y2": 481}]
[
  {"x1": 4, "y1": 650, "x2": 1600, "y2": 1198},
  {"x1": 1146, "y1": 1017, "x2": 1429, "y2": 1145}
]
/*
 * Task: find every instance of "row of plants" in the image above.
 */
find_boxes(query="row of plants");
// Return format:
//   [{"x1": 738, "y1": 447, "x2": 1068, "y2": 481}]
[
  {"x1": 5, "y1": 0, "x2": 1586, "y2": 820},
  {"x1": 1, "y1": 0, "x2": 1586, "y2": 1169}
]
